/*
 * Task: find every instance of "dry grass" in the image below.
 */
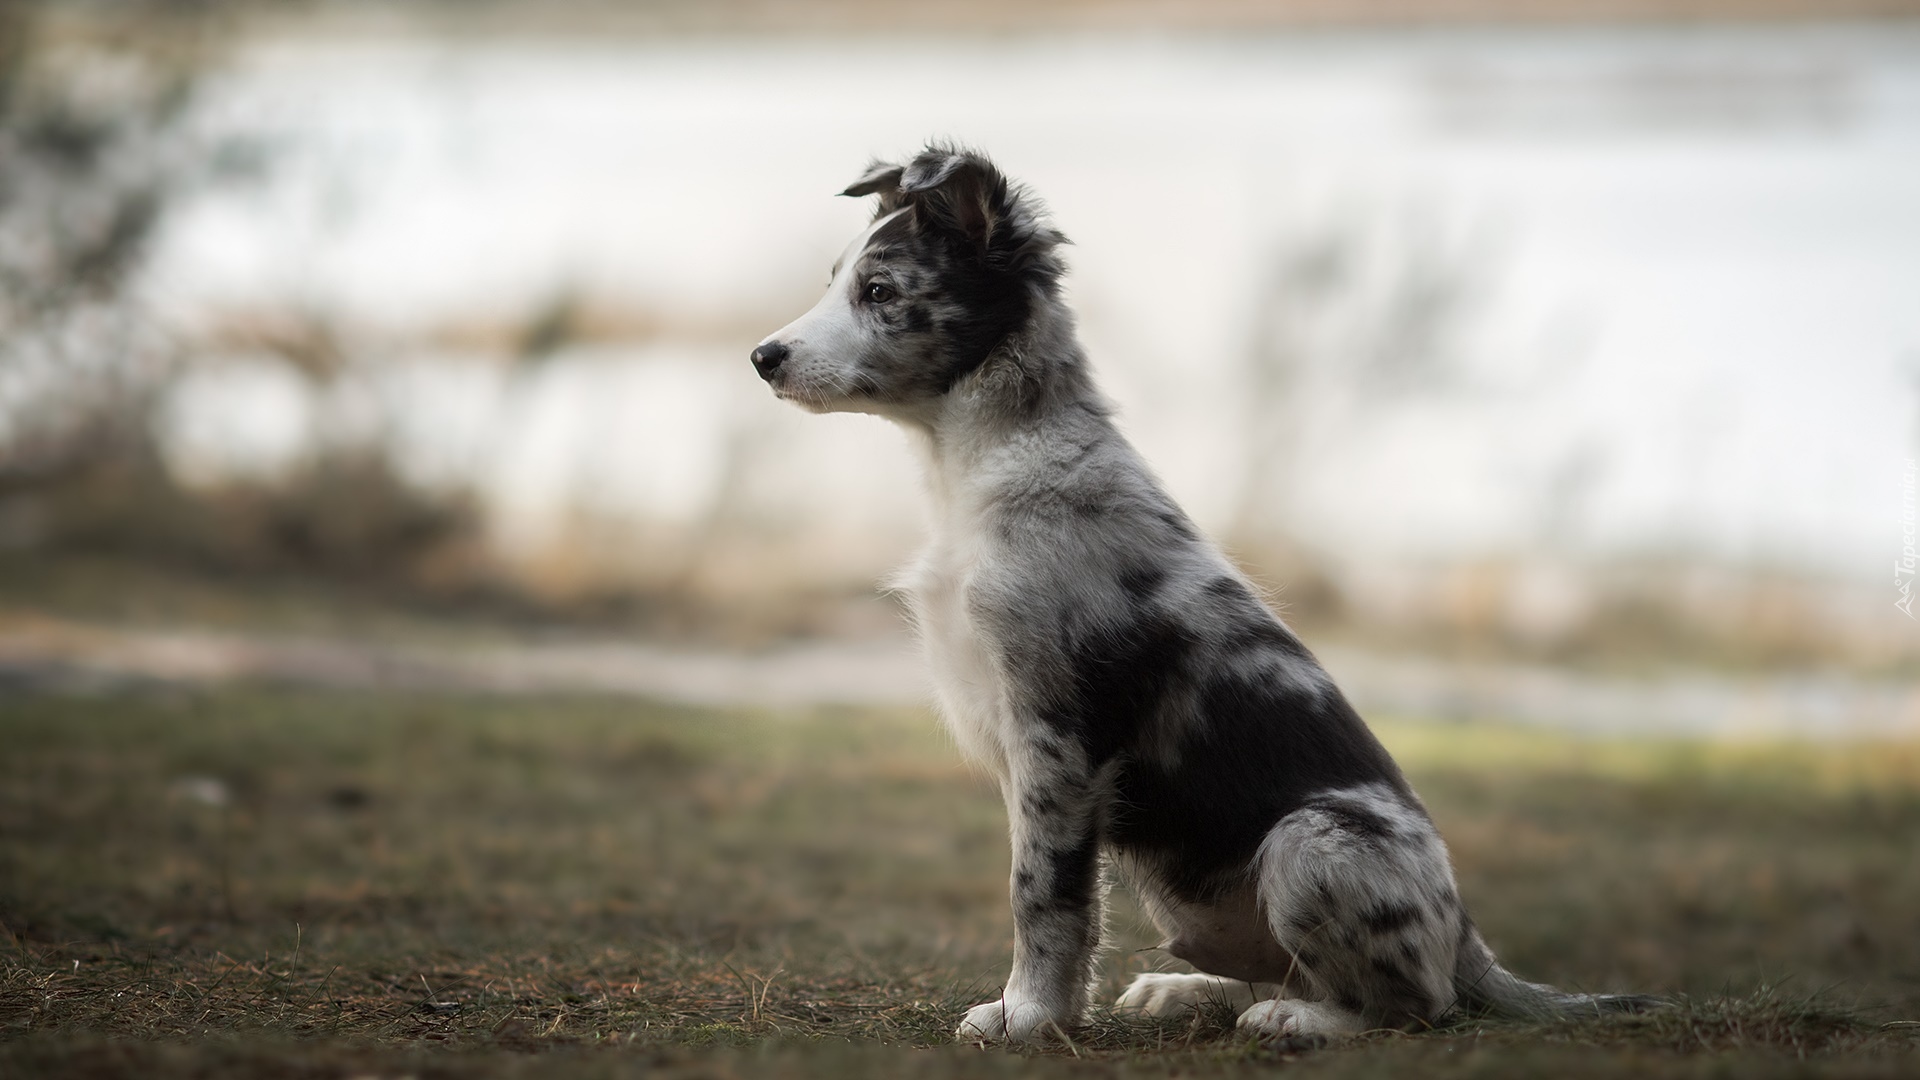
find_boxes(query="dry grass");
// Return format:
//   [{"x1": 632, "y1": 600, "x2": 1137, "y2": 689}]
[{"x1": 2, "y1": 688, "x2": 1918, "y2": 1077}]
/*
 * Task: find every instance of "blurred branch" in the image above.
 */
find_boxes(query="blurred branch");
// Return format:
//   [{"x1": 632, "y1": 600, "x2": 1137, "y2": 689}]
[
  {"x1": 0, "y1": 0, "x2": 231, "y2": 491},
  {"x1": 0, "y1": 3, "x2": 486, "y2": 588},
  {"x1": 1230, "y1": 202, "x2": 1495, "y2": 546}
]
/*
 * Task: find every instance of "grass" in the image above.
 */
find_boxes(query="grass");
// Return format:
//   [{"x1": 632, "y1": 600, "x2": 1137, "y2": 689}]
[{"x1": 2, "y1": 688, "x2": 1918, "y2": 1077}]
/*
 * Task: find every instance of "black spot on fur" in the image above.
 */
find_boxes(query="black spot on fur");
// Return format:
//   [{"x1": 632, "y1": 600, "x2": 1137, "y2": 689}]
[
  {"x1": 898, "y1": 302, "x2": 934, "y2": 335},
  {"x1": 861, "y1": 211, "x2": 917, "y2": 262},
  {"x1": 1107, "y1": 669, "x2": 1409, "y2": 901},
  {"x1": 1024, "y1": 793, "x2": 1063, "y2": 818},
  {"x1": 1036, "y1": 605, "x2": 1200, "y2": 767},
  {"x1": 1202, "y1": 576, "x2": 1241, "y2": 599},
  {"x1": 1203, "y1": 576, "x2": 1314, "y2": 660},
  {"x1": 1218, "y1": 619, "x2": 1303, "y2": 656},
  {"x1": 1368, "y1": 955, "x2": 1408, "y2": 979},
  {"x1": 1363, "y1": 903, "x2": 1423, "y2": 934},
  {"x1": 1156, "y1": 510, "x2": 1199, "y2": 541},
  {"x1": 1014, "y1": 832, "x2": 1102, "y2": 924},
  {"x1": 1118, "y1": 564, "x2": 1167, "y2": 604},
  {"x1": 1364, "y1": 955, "x2": 1436, "y2": 1024},
  {"x1": 1287, "y1": 911, "x2": 1327, "y2": 938},
  {"x1": 1307, "y1": 797, "x2": 1398, "y2": 844}
]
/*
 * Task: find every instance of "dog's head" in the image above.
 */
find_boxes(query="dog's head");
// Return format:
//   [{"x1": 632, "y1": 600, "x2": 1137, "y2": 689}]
[{"x1": 751, "y1": 144, "x2": 1067, "y2": 418}]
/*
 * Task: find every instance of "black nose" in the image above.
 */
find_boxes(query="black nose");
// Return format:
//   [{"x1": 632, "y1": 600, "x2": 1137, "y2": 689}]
[{"x1": 751, "y1": 341, "x2": 789, "y2": 380}]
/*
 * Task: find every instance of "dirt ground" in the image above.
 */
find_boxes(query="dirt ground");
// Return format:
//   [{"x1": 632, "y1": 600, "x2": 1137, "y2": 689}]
[{"x1": 4, "y1": 687, "x2": 1918, "y2": 1077}]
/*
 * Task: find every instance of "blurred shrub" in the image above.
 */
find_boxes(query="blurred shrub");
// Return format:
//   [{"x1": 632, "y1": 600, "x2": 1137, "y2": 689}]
[
  {"x1": 0, "y1": 1, "x2": 485, "y2": 588},
  {"x1": 0, "y1": 0, "x2": 196, "y2": 493}
]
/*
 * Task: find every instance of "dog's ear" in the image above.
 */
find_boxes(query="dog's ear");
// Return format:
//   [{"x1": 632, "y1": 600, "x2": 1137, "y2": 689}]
[
  {"x1": 841, "y1": 161, "x2": 906, "y2": 211},
  {"x1": 900, "y1": 146, "x2": 1006, "y2": 258},
  {"x1": 899, "y1": 144, "x2": 1068, "y2": 284}
]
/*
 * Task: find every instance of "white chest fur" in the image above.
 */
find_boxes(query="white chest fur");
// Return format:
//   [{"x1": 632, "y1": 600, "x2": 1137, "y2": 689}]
[
  {"x1": 902, "y1": 546, "x2": 1010, "y2": 779},
  {"x1": 897, "y1": 500, "x2": 1013, "y2": 780}
]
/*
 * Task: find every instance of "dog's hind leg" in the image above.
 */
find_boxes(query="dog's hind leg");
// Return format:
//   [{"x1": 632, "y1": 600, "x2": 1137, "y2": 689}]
[{"x1": 1247, "y1": 783, "x2": 1467, "y2": 1036}]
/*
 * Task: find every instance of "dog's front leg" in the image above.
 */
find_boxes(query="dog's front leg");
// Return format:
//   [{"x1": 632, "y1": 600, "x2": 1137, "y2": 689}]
[{"x1": 957, "y1": 746, "x2": 1106, "y2": 1043}]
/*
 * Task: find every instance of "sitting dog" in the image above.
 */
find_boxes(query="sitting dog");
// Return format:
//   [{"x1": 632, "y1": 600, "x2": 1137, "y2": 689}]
[{"x1": 750, "y1": 143, "x2": 1653, "y2": 1042}]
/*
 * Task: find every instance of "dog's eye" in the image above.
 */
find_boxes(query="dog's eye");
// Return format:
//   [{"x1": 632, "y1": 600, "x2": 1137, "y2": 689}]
[{"x1": 864, "y1": 282, "x2": 896, "y2": 304}]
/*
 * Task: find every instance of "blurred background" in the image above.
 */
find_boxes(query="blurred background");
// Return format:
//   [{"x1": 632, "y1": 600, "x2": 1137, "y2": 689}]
[
  {"x1": 3, "y1": 0, "x2": 1919, "y2": 733},
  {"x1": 8, "y1": 6, "x2": 1920, "y2": 1071}
]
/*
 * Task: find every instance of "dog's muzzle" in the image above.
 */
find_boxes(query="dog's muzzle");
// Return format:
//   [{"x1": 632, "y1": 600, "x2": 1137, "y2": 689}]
[{"x1": 750, "y1": 341, "x2": 789, "y2": 382}]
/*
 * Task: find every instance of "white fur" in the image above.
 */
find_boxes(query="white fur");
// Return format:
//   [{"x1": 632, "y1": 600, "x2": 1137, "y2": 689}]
[{"x1": 759, "y1": 209, "x2": 910, "y2": 415}]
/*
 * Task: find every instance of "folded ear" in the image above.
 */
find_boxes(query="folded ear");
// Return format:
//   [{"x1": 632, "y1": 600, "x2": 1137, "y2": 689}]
[
  {"x1": 898, "y1": 143, "x2": 1067, "y2": 282},
  {"x1": 840, "y1": 161, "x2": 905, "y2": 211},
  {"x1": 899, "y1": 146, "x2": 998, "y2": 253}
]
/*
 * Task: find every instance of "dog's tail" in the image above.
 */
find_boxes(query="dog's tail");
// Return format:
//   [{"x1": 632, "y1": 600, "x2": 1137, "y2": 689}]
[{"x1": 1452, "y1": 929, "x2": 1664, "y2": 1021}]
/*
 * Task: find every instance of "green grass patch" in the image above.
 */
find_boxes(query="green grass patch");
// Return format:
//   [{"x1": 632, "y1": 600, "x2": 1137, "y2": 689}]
[{"x1": 3, "y1": 689, "x2": 1917, "y2": 1076}]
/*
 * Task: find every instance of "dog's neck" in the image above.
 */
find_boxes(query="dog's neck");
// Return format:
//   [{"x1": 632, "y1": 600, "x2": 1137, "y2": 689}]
[{"x1": 896, "y1": 304, "x2": 1115, "y2": 516}]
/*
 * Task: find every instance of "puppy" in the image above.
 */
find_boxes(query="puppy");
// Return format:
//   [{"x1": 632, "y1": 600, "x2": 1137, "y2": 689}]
[{"x1": 752, "y1": 143, "x2": 1654, "y2": 1042}]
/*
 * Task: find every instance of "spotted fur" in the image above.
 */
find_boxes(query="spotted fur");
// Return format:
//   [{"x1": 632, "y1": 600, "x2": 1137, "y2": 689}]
[{"x1": 752, "y1": 143, "x2": 1659, "y2": 1043}]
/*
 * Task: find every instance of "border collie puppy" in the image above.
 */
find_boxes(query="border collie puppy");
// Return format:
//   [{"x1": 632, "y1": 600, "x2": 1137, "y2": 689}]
[{"x1": 751, "y1": 143, "x2": 1654, "y2": 1042}]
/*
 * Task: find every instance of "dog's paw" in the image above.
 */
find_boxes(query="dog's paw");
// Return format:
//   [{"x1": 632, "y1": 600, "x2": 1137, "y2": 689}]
[
  {"x1": 955, "y1": 993, "x2": 1067, "y2": 1043},
  {"x1": 1236, "y1": 998, "x2": 1366, "y2": 1040},
  {"x1": 1115, "y1": 972, "x2": 1251, "y2": 1017}
]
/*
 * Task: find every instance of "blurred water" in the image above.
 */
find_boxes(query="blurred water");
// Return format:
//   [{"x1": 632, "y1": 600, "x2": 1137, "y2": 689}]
[{"x1": 150, "y1": 22, "x2": 1920, "y2": 588}]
